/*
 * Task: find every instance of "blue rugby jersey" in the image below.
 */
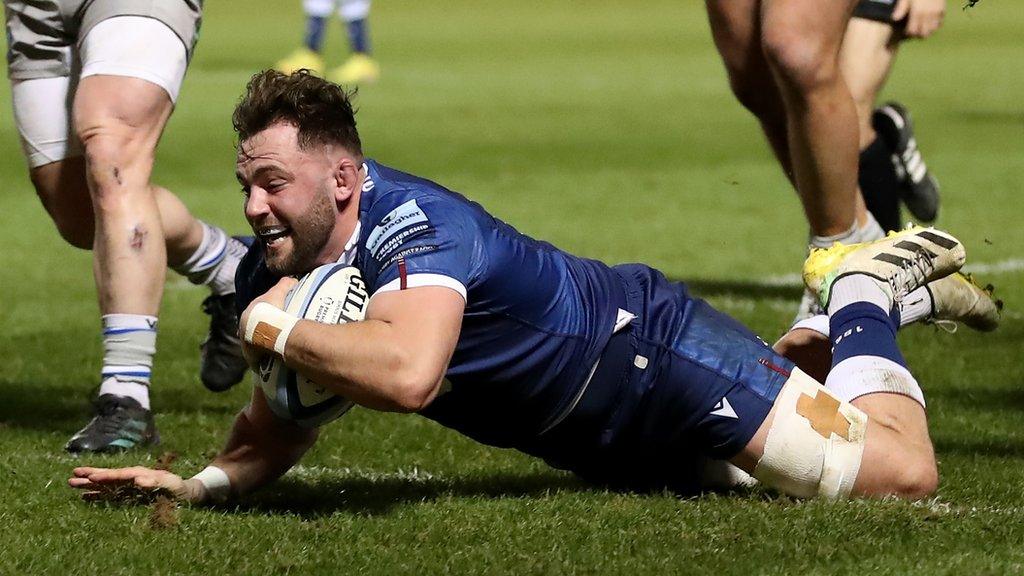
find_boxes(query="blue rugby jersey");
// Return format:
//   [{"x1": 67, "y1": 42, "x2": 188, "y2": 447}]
[{"x1": 236, "y1": 160, "x2": 627, "y2": 447}]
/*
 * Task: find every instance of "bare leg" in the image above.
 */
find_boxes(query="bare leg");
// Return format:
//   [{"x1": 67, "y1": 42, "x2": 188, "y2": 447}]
[
  {"x1": 706, "y1": 0, "x2": 871, "y2": 237},
  {"x1": 705, "y1": 0, "x2": 793, "y2": 183},
  {"x1": 30, "y1": 156, "x2": 204, "y2": 264},
  {"x1": 73, "y1": 75, "x2": 173, "y2": 315},
  {"x1": 840, "y1": 18, "x2": 900, "y2": 149},
  {"x1": 759, "y1": 0, "x2": 862, "y2": 237}
]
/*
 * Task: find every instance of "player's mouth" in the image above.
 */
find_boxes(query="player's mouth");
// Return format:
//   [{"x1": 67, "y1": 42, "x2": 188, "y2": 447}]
[{"x1": 257, "y1": 226, "x2": 291, "y2": 249}]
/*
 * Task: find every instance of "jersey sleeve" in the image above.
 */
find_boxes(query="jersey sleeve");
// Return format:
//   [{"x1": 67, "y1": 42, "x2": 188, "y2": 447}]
[{"x1": 361, "y1": 191, "x2": 478, "y2": 301}]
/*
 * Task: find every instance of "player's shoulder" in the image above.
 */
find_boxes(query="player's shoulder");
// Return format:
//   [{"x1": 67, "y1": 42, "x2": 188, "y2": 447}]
[
  {"x1": 361, "y1": 160, "x2": 482, "y2": 238},
  {"x1": 362, "y1": 159, "x2": 469, "y2": 216}
]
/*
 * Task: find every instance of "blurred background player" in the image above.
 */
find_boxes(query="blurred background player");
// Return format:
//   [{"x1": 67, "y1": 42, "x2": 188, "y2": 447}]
[
  {"x1": 843, "y1": 0, "x2": 944, "y2": 232},
  {"x1": 3, "y1": 0, "x2": 249, "y2": 453},
  {"x1": 275, "y1": 0, "x2": 380, "y2": 85}
]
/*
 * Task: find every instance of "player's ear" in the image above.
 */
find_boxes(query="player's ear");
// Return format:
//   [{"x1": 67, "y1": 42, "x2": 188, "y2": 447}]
[{"x1": 333, "y1": 155, "x2": 360, "y2": 203}]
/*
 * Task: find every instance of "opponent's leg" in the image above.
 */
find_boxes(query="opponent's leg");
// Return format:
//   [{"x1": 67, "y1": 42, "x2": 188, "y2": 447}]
[
  {"x1": 759, "y1": 0, "x2": 862, "y2": 238},
  {"x1": 328, "y1": 0, "x2": 380, "y2": 85},
  {"x1": 276, "y1": 0, "x2": 333, "y2": 74},
  {"x1": 705, "y1": 0, "x2": 883, "y2": 323},
  {"x1": 705, "y1": 0, "x2": 792, "y2": 179},
  {"x1": 842, "y1": 16, "x2": 904, "y2": 232},
  {"x1": 63, "y1": 16, "x2": 230, "y2": 452}
]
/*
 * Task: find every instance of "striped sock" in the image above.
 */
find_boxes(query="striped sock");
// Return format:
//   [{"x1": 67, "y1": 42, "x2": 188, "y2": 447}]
[
  {"x1": 171, "y1": 222, "x2": 245, "y2": 296},
  {"x1": 100, "y1": 314, "x2": 157, "y2": 409}
]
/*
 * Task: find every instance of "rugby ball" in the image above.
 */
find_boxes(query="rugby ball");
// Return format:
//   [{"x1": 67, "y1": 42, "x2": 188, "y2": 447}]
[{"x1": 255, "y1": 264, "x2": 369, "y2": 427}]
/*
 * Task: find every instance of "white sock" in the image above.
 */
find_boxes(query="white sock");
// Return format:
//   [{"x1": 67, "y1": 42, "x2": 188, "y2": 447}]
[
  {"x1": 858, "y1": 212, "x2": 886, "y2": 243},
  {"x1": 102, "y1": 315, "x2": 156, "y2": 380},
  {"x1": 793, "y1": 284, "x2": 934, "y2": 338},
  {"x1": 791, "y1": 314, "x2": 830, "y2": 336},
  {"x1": 809, "y1": 221, "x2": 859, "y2": 250},
  {"x1": 101, "y1": 314, "x2": 155, "y2": 408},
  {"x1": 825, "y1": 356, "x2": 925, "y2": 408},
  {"x1": 827, "y1": 275, "x2": 891, "y2": 316},
  {"x1": 899, "y1": 286, "x2": 934, "y2": 325},
  {"x1": 172, "y1": 222, "x2": 245, "y2": 296},
  {"x1": 99, "y1": 377, "x2": 151, "y2": 410}
]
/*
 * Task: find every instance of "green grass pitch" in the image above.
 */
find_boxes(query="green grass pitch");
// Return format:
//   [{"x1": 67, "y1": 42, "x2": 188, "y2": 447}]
[{"x1": 1, "y1": 1, "x2": 1022, "y2": 573}]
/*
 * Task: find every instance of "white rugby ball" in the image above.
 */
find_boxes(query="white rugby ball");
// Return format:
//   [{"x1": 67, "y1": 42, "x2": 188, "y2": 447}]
[{"x1": 255, "y1": 264, "x2": 369, "y2": 427}]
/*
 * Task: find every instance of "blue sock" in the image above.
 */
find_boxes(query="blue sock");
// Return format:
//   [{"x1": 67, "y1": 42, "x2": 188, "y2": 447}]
[
  {"x1": 829, "y1": 302, "x2": 906, "y2": 369},
  {"x1": 346, "y1": 18, "x2": 371, "y2": 54},
  {"x1": 304, "y1": 15, "x2": 327, "y2": 52}
]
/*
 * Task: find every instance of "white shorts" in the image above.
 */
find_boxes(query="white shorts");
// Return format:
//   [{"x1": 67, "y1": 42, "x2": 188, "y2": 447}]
[
  {"x1": 11, "y1": 16, "x2": 188, "y2": 168},
  {"x1": 303, "y1": 0, "x2": 371, "y2": 21}
]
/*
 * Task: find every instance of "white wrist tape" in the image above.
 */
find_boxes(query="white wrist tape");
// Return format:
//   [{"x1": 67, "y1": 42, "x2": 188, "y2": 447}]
[
  {"x1": 191, "y1": 465, "x2": 232, "y2": 503},
  {"x1": 244, "y1": 302, "x2": 299, "y2": 356}
]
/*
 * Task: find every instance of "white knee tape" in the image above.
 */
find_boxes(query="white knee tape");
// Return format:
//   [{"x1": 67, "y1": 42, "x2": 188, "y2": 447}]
[{"x1": 753, "y1": 368, "x2": 868, "y2": 498}]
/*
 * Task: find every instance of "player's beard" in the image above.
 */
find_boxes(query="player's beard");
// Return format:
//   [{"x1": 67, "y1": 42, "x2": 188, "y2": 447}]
[{"x1": 266, "y1": 184, "x2": 336, "y2": 276}]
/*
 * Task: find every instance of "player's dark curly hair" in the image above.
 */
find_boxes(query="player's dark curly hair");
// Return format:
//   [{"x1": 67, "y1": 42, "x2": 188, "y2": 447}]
[{"x1": 232, "y1": 69, "x2": 362, "y2": 156}]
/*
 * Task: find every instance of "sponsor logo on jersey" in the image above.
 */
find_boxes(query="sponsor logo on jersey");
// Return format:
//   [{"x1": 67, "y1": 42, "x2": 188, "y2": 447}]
[
  {"x1": 366, "y1": 199, "x2": 430, "y2": 258},
  {"x1": 382, "y1": 244, "x2": 440, "y2": 269},
  {"x1": 375, "y1": 224, "x2": 431, "y2": 262}
]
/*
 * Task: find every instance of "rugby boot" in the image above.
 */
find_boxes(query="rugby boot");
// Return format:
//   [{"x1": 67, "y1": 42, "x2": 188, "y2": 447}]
[
  {"x1": 923, "y1": 272, "x2": 1002, "y2": 332},
  {"x1": 66, "y1": 395, "x2": 158, "y2": 453},
  {"x1": 275, "y1": 47, "x2": 325, "y2": 76},
  {"x1": 803, "y1": 226, "x2": 965, "y2": 311},
  {"x1": 328, "y1": 53, "x2": 380, "y2": 86},
  {"x1": 794, "y1": 287, "x2": 825, "y2": 323},
  {"x1": 873, "y1": 102, "x2": 940, "y2": 222},
  {"x1": 200, "y1": 293, "x2": 248, "y2": 392}
]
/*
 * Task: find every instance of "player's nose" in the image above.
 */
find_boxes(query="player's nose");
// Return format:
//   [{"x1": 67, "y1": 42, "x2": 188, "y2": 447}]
[{"x1": 243, "y1": 187, "x2": 271, "y2": 223}]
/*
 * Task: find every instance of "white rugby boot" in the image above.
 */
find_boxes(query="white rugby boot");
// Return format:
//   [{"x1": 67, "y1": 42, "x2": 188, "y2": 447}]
[
  {"x1": 803, "y1": 226, "x2": 965, "y2": 311},
  {"x1": 923, "y1": 272, "x2": 1002, "y2": 332}
]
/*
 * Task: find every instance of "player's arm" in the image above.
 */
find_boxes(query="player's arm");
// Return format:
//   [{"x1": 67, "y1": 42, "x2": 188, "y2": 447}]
[
  {"x1": 68, "y1": 386, "x2": 318, "y2": 505},
  {"x1": 244, "y1": 279, "x2": 465, "y2": 413}
]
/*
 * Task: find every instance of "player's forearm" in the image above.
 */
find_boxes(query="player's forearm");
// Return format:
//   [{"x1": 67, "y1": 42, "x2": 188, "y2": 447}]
[
  {"x1": 283, "y1": 319, "x2": 445, "y2": 412},
  {"x1": 189, "y1": 407, "x2": 318, "y2": 502}
]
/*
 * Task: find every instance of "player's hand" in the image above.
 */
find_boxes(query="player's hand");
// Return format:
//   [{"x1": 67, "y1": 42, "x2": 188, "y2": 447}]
[
  {"x1": 68, "y1": 466, "x2": 203, "y2": 504},
  {"x1": 239, "y1": 276, "x2": 299, "y2": 368},
  {"x1": 893, "y1": 0, "x2": 945, "y2": 39}
]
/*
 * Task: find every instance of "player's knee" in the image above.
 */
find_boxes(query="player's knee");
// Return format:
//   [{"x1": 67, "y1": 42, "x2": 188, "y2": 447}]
[
  {"x1": 889, "y1": 455, "x2": 939, "y2": 500},
  {"x1": 760, "y1": 28, "x2": 838, "y2": 92},
  {"x1": 78, "y1": 128, "x2": 154, "y2": 202}
]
